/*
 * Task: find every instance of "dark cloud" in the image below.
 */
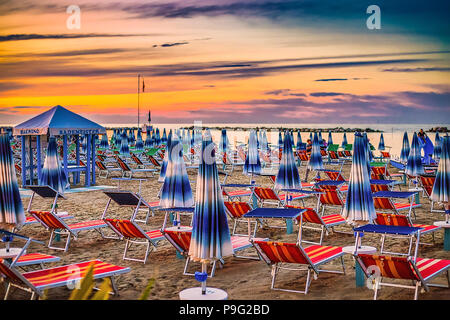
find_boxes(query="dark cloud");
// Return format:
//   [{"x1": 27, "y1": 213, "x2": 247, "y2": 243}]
[
  {"x1": 158, "y1": 42, "x2": 189, "y2": 47},
  {"x1": 382, "y1": 67, "x2": 450, "y2": 72},
  {"x1": 314, "y1": 78, "x2": 348, "y2": 82},
  {"x1": 0, "y1": 33, "x2": 158, "y2": 42},
  {"x1": 264, "y1": 89, "x2": 306, "y2": 97},
  {"x1": 309, "y1": 92, "x2": 348, "y2": 97},
  {"x1": 0, "y1": 82, "x2": 29, "y2": 92}
]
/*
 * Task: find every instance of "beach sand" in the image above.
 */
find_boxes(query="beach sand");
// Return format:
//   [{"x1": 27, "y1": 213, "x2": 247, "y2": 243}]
[{"x1": 2, "y1": 162, "x2": 450, "y2": 300}]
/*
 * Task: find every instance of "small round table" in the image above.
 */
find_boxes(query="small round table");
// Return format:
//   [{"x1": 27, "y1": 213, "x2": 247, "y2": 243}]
[
  {"x1": 434, "y1": 221, "x2": 450, "y2": 251},
  {"x1": 179, "y1": 287, "x2": 228, "y2": 300},
  {"x1": 342, "y1": 245, "x2": 377, "y2": 288},
  {"x1": 0, "y1": 248, "x2": 24, "y2": 263}
]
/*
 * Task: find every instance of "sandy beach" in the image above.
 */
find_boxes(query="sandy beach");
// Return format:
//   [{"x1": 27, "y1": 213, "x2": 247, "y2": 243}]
[{"x1": 3, "y1": 161, "x2": 450, "y2": 301}]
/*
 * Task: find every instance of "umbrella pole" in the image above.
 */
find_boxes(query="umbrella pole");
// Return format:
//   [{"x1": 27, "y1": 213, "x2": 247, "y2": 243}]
[{"x1": 201, "y1": 262, "x2": 207, "y2": 295}]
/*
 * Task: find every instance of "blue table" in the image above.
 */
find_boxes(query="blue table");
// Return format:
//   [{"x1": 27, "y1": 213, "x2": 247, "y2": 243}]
[{"x1": 243, "y1": 207, "x2": 305, "y2": 237}]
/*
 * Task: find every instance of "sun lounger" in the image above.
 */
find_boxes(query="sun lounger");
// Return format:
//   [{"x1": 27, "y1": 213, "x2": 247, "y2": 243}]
[
  {"x1": 162, "y1": 226, "x2": 265, "y2": 277},
  {"x1": 29, "y1": 210, "x2": 108, "y2": 251},
  {"x1": 252, "y1": 240, "x2": 346, "y2": 294},
  {"x1": 221, "y1": 184, "x2": 254, "y2": 201},
  {"x1": 0, "y1": 259, "x2": 130, "y2": 299},
  {"x1": 419, "y1": 174, "x2": 444, "y2": 213},
  {"x1": 253, "y1": 187, "x2": 310, "y2": 207},
  {"x1": 116, "y1": 157, "x2": 157, "y2": 178},
  {"x1": 103, "y1": 218, "x2": 165, "y2": 264},
  {"x1": 354, "y1": 253, "x2": 450, "y2": 300},
  {"x1": 372, "y1": 190, "x2": 422, "y2": 220},
  {"x1": 224, "y1": 201, "x2": 256, "y2": 237},
  {"x1": 96, "y1": 160, "x2": 121, "y2": 178}
]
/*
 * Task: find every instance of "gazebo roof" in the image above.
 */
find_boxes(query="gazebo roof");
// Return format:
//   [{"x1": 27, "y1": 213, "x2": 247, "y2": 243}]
[{"x1": 13, "y1": 105, "x2": 106, "y2": 136}]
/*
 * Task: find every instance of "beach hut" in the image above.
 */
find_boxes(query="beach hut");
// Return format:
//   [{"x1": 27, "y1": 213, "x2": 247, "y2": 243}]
[{"x1": 13, "y1": 105, "x2": 105, "y2": 187}]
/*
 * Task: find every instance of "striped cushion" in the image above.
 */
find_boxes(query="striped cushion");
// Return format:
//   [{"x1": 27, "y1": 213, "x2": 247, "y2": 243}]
[
  {"x1": 68, "y1": 220, "x2": 107, "y2": 231},
  {"x1": 415, "y1": 258, "x2": 450, "y2": 281},
  {"x1": 412, "y1": 224, "x2": 440, "y2": 234},
  {"x1": 164, "y1": 229, "x2": 192, "y2": 252},
  {"x1": 321, "y1": 214, "x2": 346, "y2": 226},
  {"x1": 25, "y1": 212, "x2": 72, "y2": 225},
  {"x1": 29, "y1": 211, "x2": 66, "y2": 229},
  {"x1": 16, "y1": 253, "x2": 60, "y2": 267},
  {"x1": 254, "y1": 241, "x2": 343, "y2": 265},
  {"x1": 394, "y1": 202, "x2": 421, "y2": 210},
  {"x1": 224, "y1": 201, "x2": 252, "y2": 218},
  {"x1": 145, "y1": 229, "x2": 164, "y2": 240},
  {"x1": 22, "y1": 260, "x2": 129, "y2": 290},
  {"x1": 226, "y1": 189, "x2": 252, "y2": 198},
  {"x1": 230, "y1": 236, "x2": 265, "y2": 252}
]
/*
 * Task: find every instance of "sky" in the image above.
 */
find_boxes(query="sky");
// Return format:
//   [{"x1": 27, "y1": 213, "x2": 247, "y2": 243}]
[{"x1": 0, "y1": 0, "x2": 449, "y2": 125}]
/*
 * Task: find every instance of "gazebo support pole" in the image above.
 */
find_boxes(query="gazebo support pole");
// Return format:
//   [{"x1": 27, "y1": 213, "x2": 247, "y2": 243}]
[
  {"x1": 63, "y1": 135, "x2": 68, "y2": 188},
  {"x1": 91, "y1": 135, "x2": 96, "y2": 185},
  {"x1": 29, "y1": 136, "x2": 33, "y2": 185},
  {"x1": 75, "y1": 135, "x2": 80, "y2": 184},
  {"x1": 21, "y1": 135, "x2": 26, "y2": 187},
  {"x1": 85, "y1": 134, "x2": 91, "y2": 187},
  {"x1": 36, "y1": 135, "x2": 41, "y2": 182}
]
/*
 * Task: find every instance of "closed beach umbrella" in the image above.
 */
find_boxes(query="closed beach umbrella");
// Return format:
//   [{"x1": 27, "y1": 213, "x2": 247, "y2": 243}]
[
  {"x1": 144, "y1": 129, "x2": 153, "y2": 148},
  {"x1": 342, "y1": 132, "x2": 348, "y2": 148},
  {"x1": 363, "y1": 132, "x2": 373, "y2": 163},
  {"x1": 308, "y1": 132, "x2": 323, "y2": 171},
  {"x1": 309, "y1": 132, "x2": 313, "y2": 142},
  {"x1": 405, "y1": 132, "x2": 424, "y2": 177},
  {"x1": 327, "y1": 131, "x2": 333, "y2": 146},
  {"x1": 297, "y1": 131, "x2": 303, "y2": 150},
  {"x1": 0, "y1": 134, "x2": 25, "y2": 230},
  {"x1": 275, "y1": 131, "x2": 301, "y2": 190},
  {"x1": 155, "y1": 128, "x2": 161, "y2": 146},
  {"x1": 243, "y1": 130, "x2": 261, "y2": 177},
  {"x1": 135, "y1": 128, "x2": 144, "y2": 151},
  {"x1": 119, "y1": 131, "x2": 130, "y2": 157},
  {"x1": 318, "y1": 131, "x2": 323, "y2": 146},
  {"x1": 100, "y1": 134, "x2": 109, "y2": 149},
  {"x1": 342, "y1": 132, "x2": 376, "y2": 225},
  {"x1": 39, "y1": 136, "x2": 69, "y2": 194},
  {"x1": 158, "y1": 131, "x2": 172, "y2": 183},
  {"x1": 161, "y1": 128, "x2": 167, "y2": 145},
  {"x1": 431, "y1": 135, "x2": 449, "y2": 205},
  {"x1": 219, "y1": 129, "x2": 228, "y2": 155},
  {"x1": 378, "y1": 133, "x2": 385, "y2": 151},
  {"x1": 400, "y1": 132, "x2": 410, "y2": 163},
  {"x1": 188, "y1": 131, "x2": 233, "y2": 295},
  {"x1": 433, "y1": 132, "x2": 442, "y2": 159},
  {"x1": 80, "y1": 135, "x2": 87, "y2": 153},
  {"x1": 127, "y1": 129, "x2": 133, "y2": 145},
  {"x1": 160, "y1": 134, "x2": 193, "y2": 209}
]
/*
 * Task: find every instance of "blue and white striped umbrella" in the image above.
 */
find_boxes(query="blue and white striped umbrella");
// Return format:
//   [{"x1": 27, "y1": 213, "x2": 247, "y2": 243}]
[
  {"x1": 278, "y1": 131, "x2": 283, "y2": 152},
  {"x1": 431, "y1": 135, "x2": 449, "y2": 204},
  {"x1": 433, "y1": 132, "x2": 442, "y2": 159},
  {"x1": 309, "y1": 132, "x2": 313, "y2": 142},
  {"x1": 243, "y1": 130, "x2": 261, "y2": 176},
  {"x1": 318, "y1": 131, "x2": 324, "y2": 147},
  {"x1": 342, "y1": 132, "x2": 376, "y2": 225},
  {"x1": 219, "y1": 129, "x2": 228, "y2": 155},
  {"x1": 99, "y1": 134, "x2": 109, "y2": 149},
  {"x1": 363, "y1": 132, "x2": 373, "y2": 163},
  {"x1": 342, "y1": 132, "x2": 348, "y2": 148},
  {"x1": 155, "y1": 128, "x2": 161, "y2": 146},
  {"x1": 160, "y1": 134, "x2": 194, "y2": 208},
  {"x1": 127, "y1": 129, "x2": 134, "y2": 145},
  {"x1": 406, "y1": 132, "x2": 424, "y2": 177},
  {"x1": 400, "y1": 132, "x2": 410, "y2": 163},
  {"x1": 135, "y1": 128, "x2": 144, "y2": 151},
  {"x1": 378, "y1": 133, "x2": 385, "y2": 151},
  {"x1": 0, "y1": 134, "x2": 25, "y2": 230},
  {"x1": 161, "y1": 128, "x2": 167, "y2": 145},
  {"x1": 308, "y1": 132, "x2": 323, "y2": 170},
  {"x1": 144, "y1": 129, "x2": 153, "y2": 148},
  {"x1": 80, "y1": 135, "x2": 87, "y2": 153},
  {"x1": 158, "y1": 130, "x2": 173, "y2": 183},
  {"x1": 275, "y1": 131, "x2": 301, "y2": 190},
  {"x1": 189, "y1": 131, "x2": 233, "y2": 264},
  {"x1": 296, "y1": 131, "x2": 303, "y2": 150},
  {"x1": 119, "y1": 131, "x2": 130, "y2": 156},
  {"x1": 327, "y1": 131, "x2": 333, "y2": 146},
  {"x1": 39, "y1": 136, "x2": 69, "y2": 194}
]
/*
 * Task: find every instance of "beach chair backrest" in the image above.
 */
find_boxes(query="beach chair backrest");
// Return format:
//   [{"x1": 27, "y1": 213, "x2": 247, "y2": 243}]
[
  {"x1": 296, "y1": 150, "x2": 309, "y2": 161},
  {"x1": 0, "y1": 259, "x2": 38, "y2": 294},
  {"x1": 320, "y1": 149, "x2": 327, "y2": 156},
  {"x1": 373, "y1": 196, "x2": 395, "y2": 211},
  {"x1": 381, "y1": 151, "x2": 390, "y2": 159},
  {"x1": 224, "y1": 201, "x2": 252, "y2": 219},
  {"x1": 103, "y1": 191, "x2": 142, "y2": 206},
  {"x1": 419, "y1": 175, "x2": 435, "y2": 196},
  {"x1": 104, "y1": 219, "x2": 146, "y2": 239},
  {"x1": 314, "y1": 188, "x2": 344, "y2": 206},
  {"x1": 147, "y1": 155, "x2": 161, "y2": 167},
  {"x1": 286, "y1": 206, "x2": 323, "y2": 225},
  {"x1": 254, "y1": 187, "x2": 279, "y2": 201},
  {"x1": 324, "y1": 170, "x2": 345, "y2": 181},
  {"x1": 370, "y1": 182, "x2": 390, "y2": 193},
  {"x1": 79, "y1": 159, "x2": 86, "y2": 167},
  {"x1": 355, "y1": 254, "x2": 420, "y2": 281},
  {"x1": 252, "y1": 241, "x2": 311, "y2": 266},
  {"x1": 371, "y1": 166, "x2": 387, "y2": 180},
  {"x1": 96, "y1": 160, "x2": 107, "y2": 171},
  {"x1": 163, "y1": 229, "x2": 192, "y2": 253},
  {"x1": 375, "y1": 213, "x2": 411, "y2": 227},
  {"x1": 29, "y1": 211, "x2": 67, "y2": 230},
  {"x1": 328, "y1": 151, "x2": 339, "y2": 160}
]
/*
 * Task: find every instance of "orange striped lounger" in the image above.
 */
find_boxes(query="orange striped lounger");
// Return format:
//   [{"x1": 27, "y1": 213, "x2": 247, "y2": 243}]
[
  {"x1": 252, "y1": 240, "x2": 346, "y2": 294},
  {"x1": 355, "y1": 254, "x2": 450, "y2": 300},
  {"x1": 162, "y1": 226, "x2": 266, "y2": 277},
  {"x1": 0, "y1": 259, "x2": 130, "y2": 299}
]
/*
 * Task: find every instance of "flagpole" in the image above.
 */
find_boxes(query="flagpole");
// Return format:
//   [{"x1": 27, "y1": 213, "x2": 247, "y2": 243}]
[{"x1": 138, "y1": 74, "x2": 140, "y2": 129}]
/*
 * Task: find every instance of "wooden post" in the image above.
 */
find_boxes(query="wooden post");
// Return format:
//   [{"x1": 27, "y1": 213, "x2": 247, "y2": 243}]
[{"x1": 21, "y1": 135, "x2": 26, "y2": 187}]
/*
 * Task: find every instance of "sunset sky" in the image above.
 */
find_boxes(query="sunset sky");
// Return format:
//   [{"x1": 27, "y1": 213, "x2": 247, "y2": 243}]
[{"x1": 0, "y1": 0, "x2": 449, "y2": 125}]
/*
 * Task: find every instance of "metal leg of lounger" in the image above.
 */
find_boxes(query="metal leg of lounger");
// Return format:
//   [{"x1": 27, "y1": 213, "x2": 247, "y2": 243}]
[{"x1": 48, "y1": 230, "x2": 71, "y2": 251}]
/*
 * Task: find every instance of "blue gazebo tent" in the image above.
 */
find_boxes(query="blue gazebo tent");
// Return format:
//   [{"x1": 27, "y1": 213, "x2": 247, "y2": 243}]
[{"x1": 13, "y1": 105, "x2": 106, "y2": 187}]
